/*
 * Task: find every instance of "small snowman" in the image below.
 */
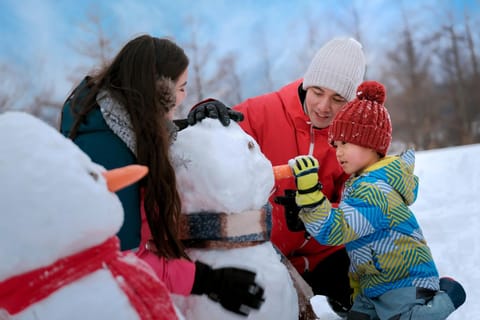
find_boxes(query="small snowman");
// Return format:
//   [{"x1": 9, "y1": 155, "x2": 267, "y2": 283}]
[
  {"x1": 0, "y1": 111, "x2": 181, "y2": 320},
  {"x1": 171, "y1": 118, "x2": 298, "y2": 320}
]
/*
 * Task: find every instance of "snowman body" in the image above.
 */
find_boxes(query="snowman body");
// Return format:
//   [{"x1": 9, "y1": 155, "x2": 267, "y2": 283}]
[
  {"x1": 0, "y1": 112, "x2": 179, "y2": 320},
  {"x1": 171, "y1": 119, "x2": 298, "y2": 320}
]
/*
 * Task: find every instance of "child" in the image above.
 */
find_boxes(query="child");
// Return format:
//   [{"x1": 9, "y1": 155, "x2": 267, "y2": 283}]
[{"x1": 289, "y1": 81, "x2": 466, "y2": 319}]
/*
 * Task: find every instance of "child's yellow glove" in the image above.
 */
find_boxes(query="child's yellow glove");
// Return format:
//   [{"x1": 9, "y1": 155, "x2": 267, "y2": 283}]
[
  {"x1": 289, "y1": 155, "x2": 325, "y2": 207},
  {"x1": 349, "y1": 275, "x2": 361, "y2": 302}
]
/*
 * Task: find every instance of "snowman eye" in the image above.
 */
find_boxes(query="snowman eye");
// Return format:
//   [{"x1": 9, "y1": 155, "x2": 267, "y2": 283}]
[
  {"x1": 89, "y1": 171, "x2": 99, "y2": 181},
  {"x1": 248, "y1": 141, "x2": 255, "y2": 150}
]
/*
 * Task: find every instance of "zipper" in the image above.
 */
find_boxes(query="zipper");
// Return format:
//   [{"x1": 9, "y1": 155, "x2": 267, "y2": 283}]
[{"x1": 308, "y1": 123, "x2": 314, "y2": 156}]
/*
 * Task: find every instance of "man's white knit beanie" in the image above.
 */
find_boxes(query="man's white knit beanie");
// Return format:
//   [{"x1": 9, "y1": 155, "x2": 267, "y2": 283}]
[{"x1": 303, "y1": 38, "x2": 366, "y2": 101}]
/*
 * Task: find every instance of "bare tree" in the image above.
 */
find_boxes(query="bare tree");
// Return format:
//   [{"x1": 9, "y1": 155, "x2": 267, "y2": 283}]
[
  {"x1": 443, "y1": 22, "x2": 471, "y2": 144},
  {"x1": 465, "y1": 11, "x2": 479, "y2": 80},
  {"x1": 67, "y1": 7, "x2": 118, "y2": 87},
  {"x1": 254, "y1": 26, "x2": 275, "y2": 93},
  {"x1": 463, "y1": 10, "x2": 480, "y2": 142},
  {"x1": 332, "y1": 1, "x2": 366, "y2": 71},
  {"x1": 427, "y1": 3, "x2": 480, "y2": 146},
  {"x1": 181, "y1": 16, "x2": 244, "y2": 113},
  {"x1": 0, "y1": 63, "x2": 25, "y2": 113},
  {"x1": 296, "y1": 10, "x2": 328, "y2": 75},
  {"x1": 71, "y1": 10, "x2": 114, "y2": 69},
  {"x1": 22, "y1": 8, "x2": 120, "y2": 127},
  {"x1": 0, "y1": 62, "x2": 61, "y2": 127},
  {"x1": 381, "y1": 5, "x2": 439, "y2": 149},
  {"x1": 183, "y1": 16, "x2": 214, "y2": 106},
  {"x1": 23, "y1": 8, "x2": 118, "y2": 127},
  {"x1": 28, "y1": 88, "x2": 63, "y2": 128},
  {"x1": 206, "y1": 53, "x2": 243, "y2": 106}
]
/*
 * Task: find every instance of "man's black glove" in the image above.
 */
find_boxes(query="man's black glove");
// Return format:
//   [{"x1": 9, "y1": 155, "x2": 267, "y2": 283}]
[
  {"x1": 187, "y1": 98, "x2": 244, "y2": 126},
  {"x1": 172, "y1": 119, "x2": 189, "y2": 131},
  {"x1": 274, "y1": 189, "x2": 305, "y2": 232},
  {"x1": 191, "y1": 261, "x2": 265, "y2": 316}
]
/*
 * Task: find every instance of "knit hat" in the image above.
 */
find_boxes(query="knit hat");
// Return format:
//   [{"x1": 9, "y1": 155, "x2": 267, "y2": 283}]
[
  {"x1": 328, "y1": 81, "x2": 392, "y2": 156},
  {"x1": 303, "y1": 38, "x2": 366, "y2": 101}
]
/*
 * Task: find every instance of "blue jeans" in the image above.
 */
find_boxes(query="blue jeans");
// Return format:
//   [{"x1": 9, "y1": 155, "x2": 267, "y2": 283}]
[{"x1": 347, "y1": 286, "x2": 455, "y2": 319}]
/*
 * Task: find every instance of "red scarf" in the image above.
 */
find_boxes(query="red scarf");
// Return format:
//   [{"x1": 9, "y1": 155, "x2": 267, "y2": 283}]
[{"x1": 0, "y1": 237, "x2": 177, "y2": 319}]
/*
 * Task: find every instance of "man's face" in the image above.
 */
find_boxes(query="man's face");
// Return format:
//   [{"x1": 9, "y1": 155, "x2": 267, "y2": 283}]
[{"x1": 304, "y1": 86, "x2": 348, "y2": 128}]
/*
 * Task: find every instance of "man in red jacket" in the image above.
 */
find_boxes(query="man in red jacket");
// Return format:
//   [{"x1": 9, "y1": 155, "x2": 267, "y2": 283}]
[
  {"x1": 237, "y1": 38, "x2": 366, "y2": 316},
  {"x1": 187, "y1": 37, "x2": 366, "y2": 316}
]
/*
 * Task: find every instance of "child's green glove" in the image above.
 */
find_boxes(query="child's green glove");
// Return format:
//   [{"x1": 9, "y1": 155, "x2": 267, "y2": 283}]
[{"x1": 289, "y1": 155, "x2": 325, "y2": 207}]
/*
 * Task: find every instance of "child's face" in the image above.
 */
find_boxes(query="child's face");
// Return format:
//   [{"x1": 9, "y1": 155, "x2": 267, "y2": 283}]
[{"x1": 332, "y1": 141, "x2": 380, "y2": 175}]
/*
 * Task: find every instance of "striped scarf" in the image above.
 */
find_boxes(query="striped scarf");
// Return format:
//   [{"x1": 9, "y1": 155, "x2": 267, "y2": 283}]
[{"x1": 180, "y1": 204, "x2": 272, "y2": 249}]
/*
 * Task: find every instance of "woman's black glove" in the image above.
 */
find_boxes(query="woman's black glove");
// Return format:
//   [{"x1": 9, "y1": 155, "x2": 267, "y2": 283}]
[
  {"x1": 191, "y1": 261, "x2": 265, "y2": 316},
  {"x1": 187, "y1": 98, "x2": 244, "y2": 126},
  {"x1": 274, "y1": 189, "x2": 305, "y2": 232}
]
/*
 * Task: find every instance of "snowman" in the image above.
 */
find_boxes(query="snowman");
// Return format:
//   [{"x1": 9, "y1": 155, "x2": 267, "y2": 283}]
[
  {"x1": 170, "y1": 118, "x2": 299, "y2": 319},
  {"x1": 0, "y1": 111, "x2": 181, "y2": 320}
]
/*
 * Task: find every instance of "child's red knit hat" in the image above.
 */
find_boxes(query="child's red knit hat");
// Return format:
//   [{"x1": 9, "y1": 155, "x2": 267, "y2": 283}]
[{"x1": 328, "y1": 81, "x2": 392, "y2": 156}]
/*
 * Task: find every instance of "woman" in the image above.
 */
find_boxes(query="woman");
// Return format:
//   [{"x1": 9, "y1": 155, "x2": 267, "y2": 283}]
[{"x1": 60, "y1": 34, "x2": 264, "y2": 316}]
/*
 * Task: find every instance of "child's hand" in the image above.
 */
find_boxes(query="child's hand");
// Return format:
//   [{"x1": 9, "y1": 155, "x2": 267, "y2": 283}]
[{"x1": 289, "y1": 155, "x2": 325, "y2": 207}]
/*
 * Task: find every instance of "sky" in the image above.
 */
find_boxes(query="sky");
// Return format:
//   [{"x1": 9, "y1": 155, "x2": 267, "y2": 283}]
[
  {"x1": 0, "y1": 109, "x2": 478, "y2": 318},
  {"x1": 1, "y1": 0, "x2": 479, "y2": 108}
]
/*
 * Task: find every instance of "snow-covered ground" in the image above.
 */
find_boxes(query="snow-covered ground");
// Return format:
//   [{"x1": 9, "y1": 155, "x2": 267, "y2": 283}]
[{"x1": 311, "y1": 144, "x2": 479, "y2": 319}]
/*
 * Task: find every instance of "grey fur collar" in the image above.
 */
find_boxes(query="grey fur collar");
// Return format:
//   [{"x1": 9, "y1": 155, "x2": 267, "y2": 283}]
[
  {"x1": 96, "y1": 76, "x2": 178, "y2": 157},
  {"x1": 97, "y1": 90, "x2": 137, "y2": 156}
]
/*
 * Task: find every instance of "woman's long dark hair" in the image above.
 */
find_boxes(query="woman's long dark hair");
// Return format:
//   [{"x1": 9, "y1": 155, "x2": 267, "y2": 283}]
[{"x1": 68, "y1": 35, "x2": 189, "y2": 259}]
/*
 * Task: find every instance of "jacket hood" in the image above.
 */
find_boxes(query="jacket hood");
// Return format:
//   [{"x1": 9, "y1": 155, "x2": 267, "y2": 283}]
[
  {"x1": 364, "y1": 149, "x2": 418, "y2": 205},
  {"x1": 276, "y1": 79, "x2": 310, "y2": 127}
]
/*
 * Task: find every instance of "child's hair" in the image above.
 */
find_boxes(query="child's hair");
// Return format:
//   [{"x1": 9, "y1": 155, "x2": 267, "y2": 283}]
[{"x1": 69, "y1": 35, "x2": 190, "y2": 259}]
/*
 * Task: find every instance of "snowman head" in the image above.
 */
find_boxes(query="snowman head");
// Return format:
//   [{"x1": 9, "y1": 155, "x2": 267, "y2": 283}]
[
  {"x1": 171, "y1": 119, "x2": 274, "y2": 214},
  {"x1": 0, "y1": 112, "x2": 137, "y2": 281}
]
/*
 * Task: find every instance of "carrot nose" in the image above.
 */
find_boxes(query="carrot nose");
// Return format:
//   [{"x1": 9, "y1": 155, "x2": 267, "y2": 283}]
[
  {"x1": 102, "y1": 165, "x2": 149, "y2": 192},
  {"x1": 273, "y1": 164, "x2": 293, "y2": 180}
]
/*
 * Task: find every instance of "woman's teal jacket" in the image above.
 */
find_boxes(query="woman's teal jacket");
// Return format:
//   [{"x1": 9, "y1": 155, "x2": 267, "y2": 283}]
[{"x1": 60, "y1": 79, "x2": 141, "y2": 250}]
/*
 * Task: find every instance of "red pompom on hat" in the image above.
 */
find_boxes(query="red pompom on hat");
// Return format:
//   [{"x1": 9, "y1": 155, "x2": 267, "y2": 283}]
[{"x1": 328, "y1": 80, "x2": 392, "y2": 156}]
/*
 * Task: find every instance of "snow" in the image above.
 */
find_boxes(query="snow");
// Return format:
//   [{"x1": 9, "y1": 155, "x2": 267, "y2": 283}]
[
  {"x1": 310, "y1": 144, "x2": 479, "y2": 319},
  {"x1": 0, "y1": 109, "x2": 477, "y2": 319}
]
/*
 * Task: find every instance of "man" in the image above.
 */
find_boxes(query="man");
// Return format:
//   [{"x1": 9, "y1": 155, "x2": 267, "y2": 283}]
[
  {"x1": 187, "y1": 37, "x2": 366, "y2": 316},
  {"x1": 233, "y1": 38, "x2": 366, "y2": 315}
]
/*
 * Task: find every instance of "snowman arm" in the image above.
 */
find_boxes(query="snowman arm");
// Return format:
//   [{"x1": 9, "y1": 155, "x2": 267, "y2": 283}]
[{"x1": 191, "y1": 261, "x2": 265, "y2": 316}]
